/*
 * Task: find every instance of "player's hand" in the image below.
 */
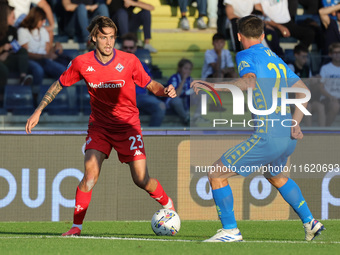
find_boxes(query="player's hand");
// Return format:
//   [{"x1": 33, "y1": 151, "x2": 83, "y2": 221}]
[
  {"x1": 190, "y1": 80, "x2": 213, "y2": 95},
  {"x1": 164, "y1": 85, "x2": 177, "y2": 98},
  {"x1": 291, "y1": 124, "x2": 303, "y2": 140},
  {"x1": 26, "y1": 110, "x2": 42, "y2": 134}
]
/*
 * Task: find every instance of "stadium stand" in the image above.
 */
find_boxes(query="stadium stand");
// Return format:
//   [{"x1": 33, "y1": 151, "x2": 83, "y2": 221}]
[
  {"x1": 1, "y1": 0, "x2": 339, "y2": 128},
  {"x1": 38, "y1": 85, "x2": 78, "y2": 115},
  {"x1": 4, "y1": 85, "x2": 34, "y2": 115}
]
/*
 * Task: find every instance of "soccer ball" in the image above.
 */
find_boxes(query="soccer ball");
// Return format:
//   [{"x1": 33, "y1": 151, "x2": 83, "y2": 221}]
[{"x1": 151, "y1": 209, "x2": 181, "y2": 236}]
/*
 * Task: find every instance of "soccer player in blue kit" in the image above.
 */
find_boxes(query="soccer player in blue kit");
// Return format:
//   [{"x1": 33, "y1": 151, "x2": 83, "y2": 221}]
[{"x1": 191, "y1": 15, "x2": 325, "y2": 242}]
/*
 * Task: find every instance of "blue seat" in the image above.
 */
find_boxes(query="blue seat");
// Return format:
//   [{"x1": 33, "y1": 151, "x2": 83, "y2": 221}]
[
  {"x1": 77, "y1": 85, "x2": 91, "y2": 115},
  {"x1": 4, "y1": 85, "x2": 34, "y2": 115},
  {"x1": 0, "y1": 108, "x2": 7, "y2": 115},
  {"x1": 284, "y1": 49, "x2": 295, "y2": 64},
  {"x1": 38, "y1": 85, "x2": 78, "y2": 115}
]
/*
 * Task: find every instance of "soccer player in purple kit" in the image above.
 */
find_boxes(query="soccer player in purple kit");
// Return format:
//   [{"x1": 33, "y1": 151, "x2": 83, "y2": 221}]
[{"x1": 26, "y1": 16, "x2": 176, "y2": 236}]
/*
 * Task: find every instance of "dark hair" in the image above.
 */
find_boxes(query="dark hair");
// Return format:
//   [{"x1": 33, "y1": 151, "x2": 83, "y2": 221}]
[
  {"x1": 212, "y1": 33, "x2": 225, "y2": 42},
  {"x1": 329, "y1": 42, "x2": 340, "y2": 53},
  {"x1": 121, "y1": 33, "x2": 138, "y2": 45},
  {"x1": 237, "y1": 15, "x2": 264, "y2": 39},
  {"x1": 0, "y1": 0, "x2": 9, "y2": 40},
  {"x1": 88, "y1": 16, "x2": 118, "y2": 44},
  {"x1": 7, "y1": 4, "x2": 14, "y2": 13},
  {"x1": 293, "y1": 44, "x2": 308, "y2": 55},
  {"x1": 20, "y1": 7, "x2": 46, "y2": 31},
  {"x1": 177, "y1": 58, "x2": 193, "y2": 72}
]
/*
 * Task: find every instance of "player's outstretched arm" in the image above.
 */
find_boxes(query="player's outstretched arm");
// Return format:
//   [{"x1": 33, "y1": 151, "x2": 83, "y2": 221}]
[
  {"x1": 291, "y1": 79, "x2": 310, "y2": 140},
  {"x1": 146, "y1": 80, "x2": 177, "y2": 98},
  {"x1": 291, "y1": 80, "x2": 310, "y2": 125},
  {"x1": 190, "y1": 80, "x2": 214, "y2": 94},
  {"x1": 25, "y1": 81, "x2": 63, "y2": 134},
  {"x1": 191, "y1": 73, "x2": 256, "y2": 94}
]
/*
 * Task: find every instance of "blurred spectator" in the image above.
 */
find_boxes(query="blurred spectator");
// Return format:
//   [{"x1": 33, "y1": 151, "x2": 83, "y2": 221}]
[
  {"x1": 8, "y1": 0, "x2": 56, "y2": 43},
  {"x1": 0, "y1": 2, "x2": 33, "y2": 99},
  {"x1": 288, "y1": 44, "x2": 325, "y2": 127},
  {"x1": 202, "y1": 33, "x2": 236, "y2": 79},
  {"x1": 288, "y1": 0, "x2": 321, "y2": 20},
  {"x1": 224, "y1": 0, "x2": 260, "y2": 52},
  {"x1": 208, "y1": 0, "x2": 218, "y2": 28},
  {"x1": 18, "y1": 7, "x2": 69, "y2": 96},
  {"x1": 287, "y1": 0, "x2": 324, "y2": 52},
  {"x1": 322, "y1": 0, "x2": 339, "y2": 7},
  {"x1": 319, "y1": 3, "x2": 340, "y2": 55},
  {"x1": 319, "y1": 43, "x2": 340, "y2": 126},
  {"x1": 178, "y1": 0, "x2": 207, "y2": 30},
  {"x1": 288, "y1": 44, "x2": 312, "y2": 77},
  {"x1": 257, "y1": 0, "x2": 315, "y2": 49},
  {"x1": 167, "y1": 58, "x2": 193, "y2": 125},
  {"x1": 107, "y1": 0, "x2": 157, "y2": 53},
  {"x1": 224, "y1": 1, "x2": 283, "y2": 55},
  {"x1": 217, "y1": 0, "x2": 228, "y2": 38},
  {"x1": 59, "y1": 0, "x2": 109, "y2": 51},
  {"x1": 121, "y1": 33, "x2": 165, "y2": 127}
]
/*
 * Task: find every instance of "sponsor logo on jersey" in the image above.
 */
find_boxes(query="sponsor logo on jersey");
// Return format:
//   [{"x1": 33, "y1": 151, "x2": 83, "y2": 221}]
[
  {"x1": 86, "y1": 66, "x2": 96, "y2": 72},
  {"x1": 134, "y1": 150, "x2": 144, "y2": 156},
  {"x1": 88, "y1": 80, "x2": 125, "y2": 89},
  {"x1": 115, "y1": 63, "x2": 124, "y2": 72}
]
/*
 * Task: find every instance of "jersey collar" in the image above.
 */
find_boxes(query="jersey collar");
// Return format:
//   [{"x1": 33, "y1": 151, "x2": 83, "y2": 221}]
[
  {"x1": 94, "y1": 49, "x2": 116, "y2": 66},
  {"x1": 249, "y1": 43, "x2": 264, "y2": 49}
]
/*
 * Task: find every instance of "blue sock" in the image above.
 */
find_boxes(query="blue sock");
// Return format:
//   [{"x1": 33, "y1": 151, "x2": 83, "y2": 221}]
[
  {"x1": 278, "y1": 178, "x2": 313, "y2": 223},
  {"x1": 212, "y1": 185, "x2": 237, "y2": 229}
]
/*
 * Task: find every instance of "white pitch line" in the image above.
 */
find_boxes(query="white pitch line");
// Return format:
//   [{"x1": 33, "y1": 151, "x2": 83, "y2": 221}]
[{"x1": 0, "y1": 235, "x2": 339, "y2": 244}]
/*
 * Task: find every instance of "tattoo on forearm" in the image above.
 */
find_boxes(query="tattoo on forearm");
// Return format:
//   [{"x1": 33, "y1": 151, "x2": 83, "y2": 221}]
[{"x1": 36, "y1": 82, "x2": 63, "y2": 111}]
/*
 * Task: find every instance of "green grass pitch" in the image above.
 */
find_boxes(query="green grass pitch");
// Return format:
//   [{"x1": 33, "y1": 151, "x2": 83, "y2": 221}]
[{"x1": 0, "y1": 220, "x2": 339, "y2": 255}]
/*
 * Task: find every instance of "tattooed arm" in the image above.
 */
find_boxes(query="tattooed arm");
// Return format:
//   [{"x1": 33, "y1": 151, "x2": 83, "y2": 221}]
[{"x1": 26, "y1": 81, "x2": 63, "y2": 133}]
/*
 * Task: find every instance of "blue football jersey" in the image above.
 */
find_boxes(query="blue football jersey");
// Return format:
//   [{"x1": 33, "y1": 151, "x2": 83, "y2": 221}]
[{"x1": 236, "y1": 44, "x2": 300, "y2": 137}]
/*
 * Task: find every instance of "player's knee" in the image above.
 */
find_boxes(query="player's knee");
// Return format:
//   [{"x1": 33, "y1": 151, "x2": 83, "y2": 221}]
[
  {"x1": 207, "y1": 170, "x2": 219, "y2": 180},
  {"x1": 267, "y1": 174, "x2": 288, "y2": 188},
  {"x1": 82, "y1": 175, "x2": 98, "y2": 191},
  {"x1": 133, "y1": 176, "x2": 149, "y2": 189},
  {"x1": 209, "y1": 176, "x2": 229, "y2": 190}
]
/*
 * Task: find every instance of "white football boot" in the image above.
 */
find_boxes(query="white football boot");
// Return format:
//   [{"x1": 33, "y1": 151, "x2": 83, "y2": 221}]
[
  {"x1": 304, "y1": 219, "x2": 325, "y2": 241},
  {"x1": 203, "y1": 228, "x2": 243, "y2": 242}
]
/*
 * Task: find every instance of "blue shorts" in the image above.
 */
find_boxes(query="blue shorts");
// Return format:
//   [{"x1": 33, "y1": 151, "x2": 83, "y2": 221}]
[{"x1": 220, "y1": 134, "x2": 297, "y2": 177}]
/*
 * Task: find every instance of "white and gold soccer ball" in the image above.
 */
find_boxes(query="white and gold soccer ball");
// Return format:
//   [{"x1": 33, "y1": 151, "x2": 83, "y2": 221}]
[{"x1": 151, "y1": 209, "x2": 181, "y2": 236}]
